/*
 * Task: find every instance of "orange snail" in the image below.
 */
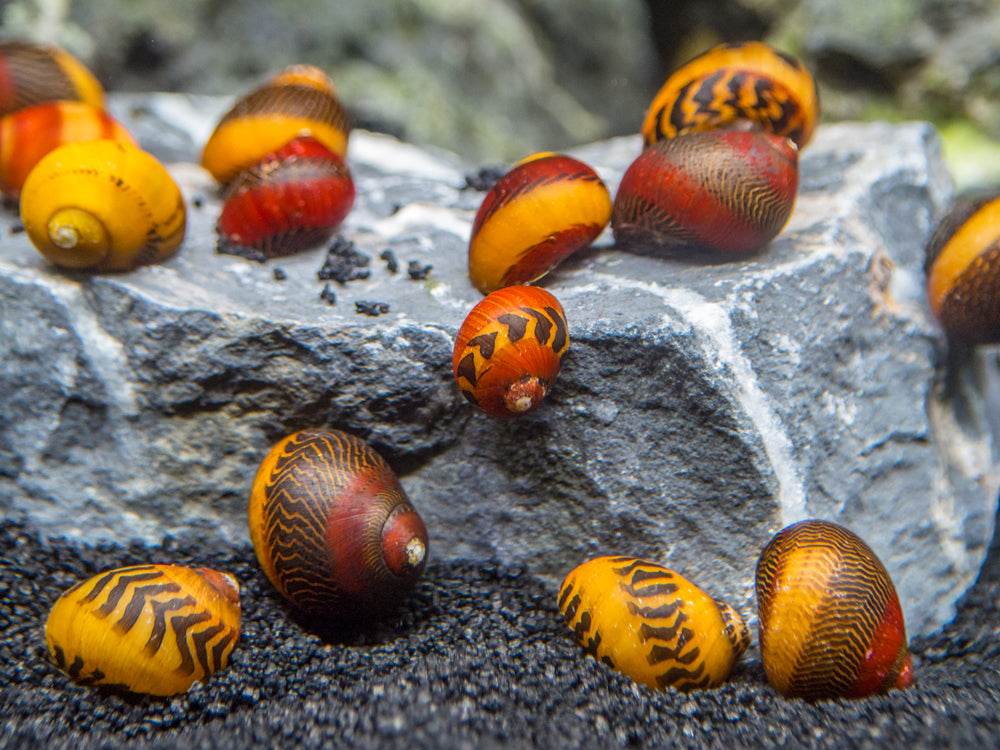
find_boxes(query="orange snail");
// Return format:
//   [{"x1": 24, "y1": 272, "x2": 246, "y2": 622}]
[
  {"x1": 641, "y1": 40, "x2": 820, "y2": 150},
  {"x1": 0, "y1": 40, "x2": 105, "y2": 117},
  {"x1": 248, "y1": 428, "x2": 428, "y2": 621},
  {"x1": 467, "y1": 152, "x2": 612, "y2": 295},
  {"x1": 558, "y1": 556, "x2": 750, "y2": 691},
  {"x1": 44, "y1": 564, "x2": 241, "y2": 696},
  {"x1": 201, "y1": 64, "x2": 352, "y2": 185},
  {"x1": 452, "y1": 285, "x2": 569, "y2": 418},
  {"x1": 755, "y1": 519, "x2": 913, "y2": 700}
]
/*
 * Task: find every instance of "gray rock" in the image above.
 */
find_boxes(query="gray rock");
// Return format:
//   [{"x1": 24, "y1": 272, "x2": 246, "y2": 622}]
[{"x1": 0, "y1": 94, "x2": 996, "y2": 637}]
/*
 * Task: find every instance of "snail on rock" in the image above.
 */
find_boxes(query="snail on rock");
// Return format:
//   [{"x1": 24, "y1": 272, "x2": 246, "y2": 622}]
[
  {"x1": 0, "y1": 40, "x2": 105, "y2": 117},
  {"x1": 558, "y1": 556, "x2": 750, "y2": 691},
  {"x1": 248, "y1": 428, "x2": 428, "y2": 621},
  {"x1": 45, "y1": 564, "x2": 241, "y2": 696},
  {"x1": 755, "y1": 519, "x2": 913, "y2": 700},
  {"x1": 453, "y1": 285, "x2": 569, "y2": 418}
]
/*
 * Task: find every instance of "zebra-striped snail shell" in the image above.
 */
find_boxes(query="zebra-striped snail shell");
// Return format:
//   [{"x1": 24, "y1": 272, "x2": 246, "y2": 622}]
[
  {"x1": 44, "y1": 564, "x2": 241, "y2": 696},
  {"x1": 248, "y1": 428, "x2": 429, "y2": 621},
  {"x1": 558, "y1": 556, "x2": 750, "y2": 691},
  {"x1": 453, "y1": 285, "x2": 569, "y2": 418},
  {"x1": 641, "y1": 40, "x2": 820, "y2": 150},
  {"x1": 0, "y1": 100, "x2": 135, "y2": 201},
  {"x1": 467, "y1": 152, "x2": 611, "y2": 295},
  {"x1": 216, "y1": 135, "x2": 355, "y2": 260},
  {"x1": 19, "y1": 138, "x2": 186, "y2": 272},
  {"x1": 611, "y1": 128, "x2": 799, "y2": 257},
  {"x1": 755, "y1": 519, "x2": 913, "y2": 700},
  {"x1": 0, "y1": 40, "x2": 105, "y2": 117},
  {"x1": 201, "y1": 64, "x2": 352, "y2": 184}
]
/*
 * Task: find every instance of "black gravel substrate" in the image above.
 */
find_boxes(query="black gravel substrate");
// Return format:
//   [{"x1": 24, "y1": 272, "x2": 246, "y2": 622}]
[{"x1": 3, "y1": 515, "x2": 1000, "y2": 750}]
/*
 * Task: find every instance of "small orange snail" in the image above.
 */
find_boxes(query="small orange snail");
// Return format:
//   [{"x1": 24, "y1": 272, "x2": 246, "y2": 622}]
[
  {"x1": 44, "y1": 564, "x2": 241, "y2": 696},
  {"x1": 0, "y1": 40, "x2": 105, "y2": 117},
  {"x1": 216, "y1": 135, "x2": 355, "y2": 260},
  {"x1": 201, "y1": 64, "x2": 352, "y2": 185},
  {"x1": 558, "y1": 556, "x2": 750, "y2": 691},
  {"x1": 19, "y1": 138, "x2": 186, "y2": 272},
  {"x1": 641, "y1": 40, "x2": 820, "y2": 150},
  {"x1": 612, "y1": 128, "x2": 799, "y2": 257},
  {"x1": 755, "y1": 519, "x2": 913, "y2": 701},
  {"x1": 0, "y1": 100, "x2": 135, "y2": 201},
  {"x1": 467, "y1": 152, "x2": 612, "y2": 295},
  {"x1": 248, "y1": 428, "x2": 429, "y2": 621},
  {"x1": 452, "y1": 285, "x2": 568, "y2": 418},
  {"x1": 924, "y1": 191, "x2": 1000, "y2": 344}
]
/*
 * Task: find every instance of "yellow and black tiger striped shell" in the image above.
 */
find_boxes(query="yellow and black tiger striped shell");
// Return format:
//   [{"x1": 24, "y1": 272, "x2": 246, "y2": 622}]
[
  {"x1": 558, "y1": 556, "x2": 750, "y2": 691},
  {"x1": 755, "y1": 519, "x2": 913, "y2": 700},
  {"x1": 0, "y1": 41, "x2": 105, "y2": 117},
  {"x1": 44, "y1": 564, "x2": 241, "y2": 696}
]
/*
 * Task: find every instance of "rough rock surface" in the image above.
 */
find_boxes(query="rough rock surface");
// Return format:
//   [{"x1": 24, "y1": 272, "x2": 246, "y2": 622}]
[{"x1": 0, "y1": 94, "x2": 997, "y2": 635}]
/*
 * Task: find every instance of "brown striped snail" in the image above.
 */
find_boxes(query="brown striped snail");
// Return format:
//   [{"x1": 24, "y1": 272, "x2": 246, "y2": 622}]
[
  {"x1": 19, "y1": 138, "x2": 186, "y2": 272},
  {"x1": 201, "y1": 64, "x2": 352, "y2": 185},
  {"x1": 558, "y1": 556, "x2": 750, "y2": 691},
  {"x1": 453, "y1": 285, "x2": 568, "y2": 418},
  {"x1": 216, "y1": 135, "x2": 355, "y2": 260},
  {"x1": 755, "y1": 519, "x2": 913, "y2": 701},
  {"x1": 0, "y1": 100, "x2": 135, "y2": 201},
  {"x1": 0, "y1": 40, "x2": 105, "y2": 117},
  {"x1": 612, "y1": 128, "x2": 799, "y2": 257},
  {"x1": 44, "y1": 564, "x2": 241, "y2": 696},
  {"x1": 641, "y1": 40, "x2": 820, "y2": 150},
  {"x1": 248, "y1": 428, "x2": 429, "y2": 621},
  {"x1": 467, "y1": 152, "x2": 611, "y2": 295}
]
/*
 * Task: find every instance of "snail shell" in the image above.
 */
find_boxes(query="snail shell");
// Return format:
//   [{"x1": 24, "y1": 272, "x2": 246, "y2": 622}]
[
  {"x1": 216, "y1": 135, "x2": 355, "y2": 260},
  {"x1": 19, "y1": 138, "x2": 186, "y2": 272},
  {"x1": 641, "y1": 41, "x2": 820, "y2": 150},
  {"x1": 612, "y1": 128, "x2": 799, "y2": 257},
  {"x1": 468, "y1": 152, "x2": 612, "y2": 295},
  {"x1": 248, "y1": 428, "x2": 429, "y2": 620},
  {"x1": 44, "y1": 564, "x2": 241, "y2": 696},
  {"x1": 0, "y1": 100, "x2": 135, "y2": 200},
  {"x1": 201, "y1": 64, "x2": 352, "y2": 184},
  {"x1": 755, "y1": 519, "x2": 913, "y2": 700},
  {"x1": 452, "y1": 285, "x2": 568, "y2": 418},
  {"x1": 0, "y1": 40, "x2": 104, "y2": 117},
  {"x1": 558, "y1": 556, "x2": 750, "y2": 691}
]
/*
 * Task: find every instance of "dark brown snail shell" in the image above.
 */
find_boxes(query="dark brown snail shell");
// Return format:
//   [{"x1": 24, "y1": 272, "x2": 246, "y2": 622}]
[{"x1": 0, "y1": 40, "x2": 105, "y2": 117}]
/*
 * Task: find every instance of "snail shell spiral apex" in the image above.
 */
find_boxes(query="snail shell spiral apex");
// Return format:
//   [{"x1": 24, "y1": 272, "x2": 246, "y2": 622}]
[{"x1": 0, "y1": 41, "x2": 105, "y2": 116}]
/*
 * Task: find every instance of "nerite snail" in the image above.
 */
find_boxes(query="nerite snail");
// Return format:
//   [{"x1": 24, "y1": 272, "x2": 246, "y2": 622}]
[
  {"x1": 0, "y1": 40, "x2": 105, "y2": 117},
  {"x1": 558, "y1": 556, "x2": 750, "y2": 691},
  {"x1": 44, "y1": 564, "x2": 241, "y2": 696},
  {"x1": 755, "y1": 519, "x2": 913, "y2": 700},
  {"x1": 248, "y1": 428, "x2": 428, "y2": 621}
]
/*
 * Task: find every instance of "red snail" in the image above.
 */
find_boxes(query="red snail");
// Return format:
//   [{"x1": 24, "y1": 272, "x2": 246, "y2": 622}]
[
  {"x1": 468, "y1": 152, "x2": 611, "y2": 295},
  {"x1": 612, "y1": 128, "x2": 799, "y2": 257},
  {"x1": 44, "y1": 564, "x2": 241, "y2": 696},
  {"x1": 201, "y1": 64, "x2": 352, "y2": 185},
  {"x1": 641, "y1": 40, "x2": 820, "y2": 150},
  {"x1": 216, "y1": 135, "x2": 356, "y2": 260},
  {"x1": 248, "y1": 428, "x2": 429, "y2": 621},
  {"x1": 452, "y1": 285, "x2": 569, "y2": 418},
  {"x1": 755, "y1": 519, "x2": 913, "y2": 701},
  {"x1": 558, "y1": 556, "x2": 750, "y2": 691},
  {"x1": 0, "y1": 40, "x2": 105, "y2": 117},
  {"x1": 924, "y1": 191, "x2": 1000, "y2": 343}
]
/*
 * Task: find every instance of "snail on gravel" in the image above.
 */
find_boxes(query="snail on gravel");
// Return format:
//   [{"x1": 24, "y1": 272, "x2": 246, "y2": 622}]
[{"x1": 0, "y1": 40, "x2": 104, "y2": 117}]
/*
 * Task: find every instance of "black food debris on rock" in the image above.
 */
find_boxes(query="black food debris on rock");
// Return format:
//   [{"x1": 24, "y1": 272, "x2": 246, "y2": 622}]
[
  {"x1": 355, "y1": 300, "x2": 390, "y2": 316},
  {"x1": 317, "y1": 236, "x2": 371, "y2": 284}
]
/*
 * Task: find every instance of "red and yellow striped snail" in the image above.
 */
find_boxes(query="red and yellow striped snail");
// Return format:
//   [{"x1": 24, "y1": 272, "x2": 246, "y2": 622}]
[
  {"x1": 19, "y1": 138, "x2": 186, "y2": 272},
  {"x1": 0, "y1": 40, "x2": 105, "y2": 117},
  {"x1": 248, "y1": 428, "x2": 429, "y2": 621},
  {"x1": 0, "y1": 100, "x2": 135, "y2": 201},
  {"x1": 755, "y1": 519, "x2": 913, "y2": 701},
  {"x1": 612, "y1": 128, "x2": 799, "y2": 257},
  {"x1": 201, "y1": 64, "x2": 352, "y2": 185},
  {"x1": 641, "y1": 40, "x2": 820, "y2": 150},
  {"x1": 467, "y1": 152, "x2": 611, "y2": 295},
  {"x1": 44, "y1": 564, "x2": 241, "y2": 696},
  {"x1": 452, "y1": 285, "x2": 568, "y2": 418},
  {"x1": 558, "y1": 556, "x2": 750, "y2": 691},
  {"x1": 216, "y1": 135, "x2": 355, "y2": 260}
]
